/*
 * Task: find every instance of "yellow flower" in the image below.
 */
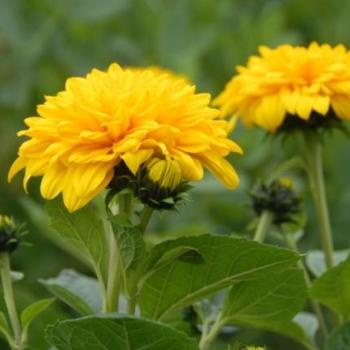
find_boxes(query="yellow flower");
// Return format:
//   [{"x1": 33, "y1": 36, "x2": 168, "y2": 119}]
[
  {"x1": 9, "y1": 64, "x2": 242, "y2": 212},
  {"x1": 215, "y1": 42, "x2": 350, "y2": 132}
]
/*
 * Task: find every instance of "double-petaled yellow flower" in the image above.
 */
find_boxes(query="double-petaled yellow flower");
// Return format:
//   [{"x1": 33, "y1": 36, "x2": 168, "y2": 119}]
[
  {"x1": 9, "y1": 64, "x2": 242, "y2": 212},
  {"x1": 215, "y1": 42, "x2": 350, "y2": 132}
]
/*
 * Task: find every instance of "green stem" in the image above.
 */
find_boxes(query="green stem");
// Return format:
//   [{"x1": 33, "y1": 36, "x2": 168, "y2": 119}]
[
  {"x1": 304, "y1": 137, "x2": 334, "y2": 269},
  {"x1": 119, "y1": 192, "x2": 133, "y2": 217},
  {"x1": 0, "y1": 253, "x2": 24, "y2": 350},
  {"x1": 198, "y1": 314, "x2": 224, "y2": 350},
  {"x1": 283, "y1": 233, "x2": 329, "y2": 339},
  {"x1": 105, "y1": 230, "x2": 120, "y2": 313},
  {"x1": 253, "y1": 210, "x2": 274, "y2": 243},
  {"x1": 139, "y1": 205, "x2": 154, "y2": 234}
]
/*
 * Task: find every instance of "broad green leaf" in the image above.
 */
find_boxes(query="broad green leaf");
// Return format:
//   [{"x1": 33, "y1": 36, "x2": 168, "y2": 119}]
[
  {"x1": 310, "y1": 256, "x2": 350, "y2": 317},
  {"x1": 139, "y1": 235, "x2": 300, "y2": 320},
  {"x1": 325, "y1": 322, "x2": 350, "y2": 350},
  {"x1": 247, "y1": 318, "x2": 317, "y2": 350},
  {"x1": 46, "y1": 315, "x2": 198, "y2": 350},
  {"x1": 138, "y1": 245, "x2": 204, "y2": 289},
  {"x1": 306, "y1": 250, "x2": 349, "y2": 277},
  {"x1": 222, "y1": 267, "x2": 306, "y2": 324},
  {"x1": 21, "y1": 298, "x2": 54, "y2": 340},
  {"x1": 39, "y1": 269, "x2": 102, "y2": 315},
  {"x1": 108, "y1": 213, "x2": 146, "y2": 272},
  {"x1": 46, "y1": 198, "x2": 109, "y2": 287}
]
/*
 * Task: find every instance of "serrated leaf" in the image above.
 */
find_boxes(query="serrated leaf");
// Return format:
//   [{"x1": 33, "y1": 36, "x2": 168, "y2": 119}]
[
  {"x1": 140, "y1": 245, "x2": 203, "y2": 285},
  {"x1": 222, "y1": 267, "x2": 306, "y2": 324},
  {"x1": 21, "y1": 298, "x2": 54, "y2": 340},
  {"x1": 310, "y1": 255, "x2": 350, "y2": 317},
  {"x1": 39, "y1": 269, "x2": 102, "y2": 315},
  {"x1": 46, "y1": 315, "x2": 198, "y2": 350},
  {"x1": 325, "y1": 322, "x2": 350, "y2": 350},
  {"x1": 46, "y1": 198, "x2": 109, "y2": 288},
  {"x1": 306, "y1": 250, "x2": 349, "y2": 277},
  {"x1": 139, "y1": 235, "x2": 300, "y2": 320}
]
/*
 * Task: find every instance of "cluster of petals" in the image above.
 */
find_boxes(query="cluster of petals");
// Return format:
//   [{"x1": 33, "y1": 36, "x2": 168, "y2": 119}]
[
  {"x1": 9, "y1": 64, "x2": 242, "y2": 211},
  {"x1": 215, "y1": 42, "x2": 350, "y2": 131}
]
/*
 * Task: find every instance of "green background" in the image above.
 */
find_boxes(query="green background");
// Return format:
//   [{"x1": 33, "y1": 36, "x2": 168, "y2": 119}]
[{"x1": 1, "y1": 0, "x2": 350, "y2": 349}]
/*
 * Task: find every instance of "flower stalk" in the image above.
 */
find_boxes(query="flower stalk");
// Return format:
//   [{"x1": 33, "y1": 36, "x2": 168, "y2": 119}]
[
  {"x1": 304, "y1": 137, "x2": 334, "y2": 269},
  {"x1": 0, "y1": 253, "x2": 23, "y2": 350},
  {"x1": 253, "y1": 210, "x2": 274, "y2": 243}
]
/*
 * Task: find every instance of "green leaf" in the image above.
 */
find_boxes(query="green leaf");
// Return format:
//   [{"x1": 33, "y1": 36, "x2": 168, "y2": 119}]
[
  {"x1": 138, "y1": 245, "x2": 204, "y2": 288},
  {"x1": 325, "y1": 322, "x2": 350, "y2": 350},
  {"x1": 39, "y1": 269, "x2": 102, "y2": 315},
  {"x1": 108, "y1": 213, "x2": 146, "y2": 272},
  {"x1": 21, "y1": 298, "x2": 54, "y2": 339},
  {"x1": 222, "y1": 267, "x2": 306, "y2": 324},
  {"x1": 248, "y1": 318, "x2": 317, "y2": 350},
  {"x1": 46, "y1": 198, "x2": 109, "y2": 288},
  {"x1": 46, "y1": 315, "x2": 198, "y2": 350},
  {"x1": 139, "y1": 234, "x2": 300, "y2": 320},
  {"x1": 306, "y1": 250, "x2": 349, "y2": 277},
  {"x1": 310, "y1": 255, "x2": 350, "y2": 317}
]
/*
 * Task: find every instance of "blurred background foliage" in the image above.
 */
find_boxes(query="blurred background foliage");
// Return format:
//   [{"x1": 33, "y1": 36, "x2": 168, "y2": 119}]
[{"x1": 1, "y1": 0, "x2": 350, "y2": 349}]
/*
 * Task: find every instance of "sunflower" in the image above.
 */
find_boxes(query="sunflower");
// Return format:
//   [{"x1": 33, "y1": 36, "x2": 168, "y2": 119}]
[
  {"x1": 9, "y1": 64, "x2": 242, "y2": 212},
  {"x1": 215, "y1": 42, "x2": 350, "y2": 132}
]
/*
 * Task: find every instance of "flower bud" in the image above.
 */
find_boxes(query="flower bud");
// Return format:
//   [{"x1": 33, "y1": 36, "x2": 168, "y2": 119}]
[
  {"x1": 250, "y1": 178, "x2": 301, "y2": 224},
  {"x1": 0, "y1": 215, "x2": 20, "y2": 254}
]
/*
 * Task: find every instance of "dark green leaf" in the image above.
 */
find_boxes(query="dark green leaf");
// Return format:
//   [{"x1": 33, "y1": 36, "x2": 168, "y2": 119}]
[
  {"x1": 222, "y1": 267, "x2": 306, "y2": 323},
  {"x1": 306, "y1": 250, "x2": 349, "y2": 277},
  {"x1": 39, "y1": 269, "x2": 102, "y2": 315},
  {"x1": 108, "y1": 213, "x2": 146, "y2": 272},
  {"x1": 325, "y1": 322, "x2": 350, "y2": 350},
  {"x1": 310, "y1": 256, "x2": 350, "y2": 317},
  {"x1": 46, "y1": 315, "x2": 198, "y2": 350},
  {"x1": 46, "y1": 198, "x2": 109, "y2": 288},
  {"x1": 139, "y1": 235, "x2": 300, "y2": 320}
]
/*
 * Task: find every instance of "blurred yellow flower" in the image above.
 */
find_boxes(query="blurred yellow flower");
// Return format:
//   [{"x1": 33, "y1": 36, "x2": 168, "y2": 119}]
[
  {"x1": 9, "y1": 64, "x2": 242, "y2": 212},
  {"x1": 215, "y1": 42, "x2": 350, "y2": 132}
]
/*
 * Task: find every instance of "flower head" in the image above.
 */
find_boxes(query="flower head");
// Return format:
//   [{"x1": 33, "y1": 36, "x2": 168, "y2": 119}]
[
  {"x1": 0, "y1": 215, "x2": 22, "y2": 254},
  {"x1": 250, "y1": 178, "x2": 301, "y2": 224},
  {"x1": 9, "y1": 64, "x2": 242, "y2": 212},
  {"x1": 215, "y1": 43, "x2": 350, "y2": 132}
]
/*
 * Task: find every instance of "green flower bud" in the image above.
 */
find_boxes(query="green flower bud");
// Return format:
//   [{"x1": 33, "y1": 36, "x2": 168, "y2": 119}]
[{"x1": 250, "y1": 178, "x2": 301, "y2": 224}]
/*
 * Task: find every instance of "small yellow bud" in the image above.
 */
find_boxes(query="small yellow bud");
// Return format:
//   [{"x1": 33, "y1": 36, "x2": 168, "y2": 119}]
[
  {"x1": 147, "y1": 158, "x2": 182, "y2": 191},
  {"x1": 278, "y1": 177, "x2": 293, "y2": 188}
]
